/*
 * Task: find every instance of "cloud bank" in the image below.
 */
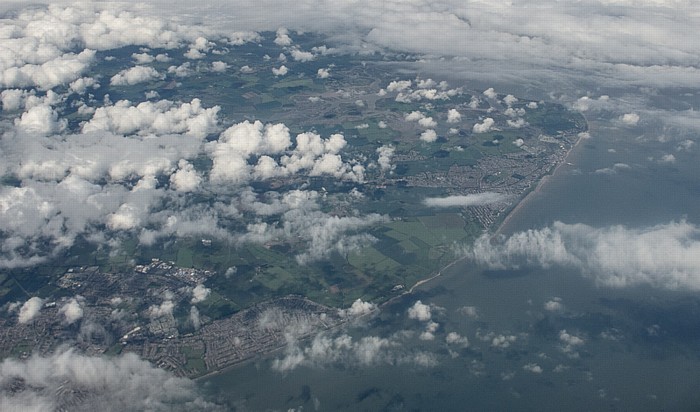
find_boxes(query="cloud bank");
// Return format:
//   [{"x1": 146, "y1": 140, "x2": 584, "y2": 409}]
[
  {"x1": 469, "y1": 220, "x2": 700, "y2": 290},
  {"x1": 0, "y1": 349, "x2": 220, "y2": 411}
]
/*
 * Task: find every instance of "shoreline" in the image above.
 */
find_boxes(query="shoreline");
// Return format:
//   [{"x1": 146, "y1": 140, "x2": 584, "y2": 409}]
[
  {"x1": 198, "y1": 119, "x2": 591, "y2": 380},
  {"x1": 495, "y1": 131, "x2": 586, "y2": 237},
  {"x1": 399, "y1": 125, "x2": 589, "y2": 297}
]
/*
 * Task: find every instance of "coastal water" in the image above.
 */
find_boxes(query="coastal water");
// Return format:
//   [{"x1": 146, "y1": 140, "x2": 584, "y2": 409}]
[{"x1": 200, "y1": 122, "x2": 700, "y2": 411}]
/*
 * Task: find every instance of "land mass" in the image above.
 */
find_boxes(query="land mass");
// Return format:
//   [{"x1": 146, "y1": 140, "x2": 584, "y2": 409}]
[{"x1": 0, "y1": 32, "x2": 587, "y2": 378}]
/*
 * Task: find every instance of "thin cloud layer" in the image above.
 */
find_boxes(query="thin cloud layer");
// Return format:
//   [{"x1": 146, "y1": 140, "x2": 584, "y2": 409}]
[
  {"x1": 424, "y1": 193, "x2": 510, "y2": 208},
  {"x1": 469, "y1": 220, "x2": 700, "y2": 290},
  {"x1": 0, "y1": 349, "x2": 221, "y2": 411}
]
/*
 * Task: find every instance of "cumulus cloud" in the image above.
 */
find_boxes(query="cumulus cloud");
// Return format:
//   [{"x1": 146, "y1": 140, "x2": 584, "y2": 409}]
[
  {"x1": 170, "y1": 160, "x2": 202, "y2": 192},
  {"x1": 208, "y1": 121, "x2": 364, "y2": 185},
  {"x1": 490, "y1": 334, "x2": 517, "y2": 349},
  {"x1": 317, "y1": 68, "x2": 330, "y2": 78},
  {"x1": 408, "y1": 300, "x2": 432, "y2": 322},
  {"x1": 290, "y1": 48, "x2": 315, "y2": 62},
  {"x1": 523, "y1": 363, "x2": 543, "y2": 374},
  {"x1": 376, "y1": 145, "x2": 395, "y2": 172},
  {"x1": 423, "y1": 193, "x2": 510, "y2": 208},
  {"x1": 544, "y1": 297, "x2": 564, "y2": 312},
  {"x1": 15, "y1": 104, "x2": 67, "y2": 135},
  {"x1": 191, "y1": 284, "x2": 211, "y2": 304},
  {"x1": 18, "y1": 297, "x2": 43, "y2": 324},
  {"x1": 620, "y1": 112, "x2": 640, "y2": 126},
  {"x1": 59, "y1": 297, "x2": 83, "y2": 324},
  {"x1": 83, "y1": 98, "x2": 220, "y2": 138},
  {"x1": 483, "y1": 88, "x2": 497, "y2": 99},
  {"x1": 469, "y1": 220, "x2": 700, "y2": 291},
  {"x1": 149, "y1": 300, "x2": 175, "y2": 318},
  {"x1": 274, "y1": 27, "x2": 293, "y2": 46},
  {"x1": 473, "y1": 118, "x2": 495, "y2": 133},
  {"x1": 272, "y1": 65, "x2": 288, "y2": 76},
  {"x1": 447, "y1": 108, "x2": 461, "y2": 123},
  {"x1": 211, "y1": 61, "x2": 229, "y2": 72},
  {"x1": 110, "y1": 66, "x2": 162, "y2": 86},
  {"x1": 340, "y1": 299, "x2": 377, "y2": 318},
  {"x1": 559, "y1": 329, "x2": 585, "y2": 357},
  {"x1": 229, "y1": 31, "x2": 261, "y2": 45},
  {"x1": 419, "y1": 129, "x2": 437, "y2": 142},
  {"x1": 272, "y1": 331, "x2": 435, "y2": 372},
  {"x1": 445, "y1": 332, "x2": 469, "y2": 347}
]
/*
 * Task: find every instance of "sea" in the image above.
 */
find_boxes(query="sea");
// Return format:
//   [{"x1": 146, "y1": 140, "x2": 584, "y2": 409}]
[{"x1": 199, "y1": 120, "x2": 700, "y2": 411}]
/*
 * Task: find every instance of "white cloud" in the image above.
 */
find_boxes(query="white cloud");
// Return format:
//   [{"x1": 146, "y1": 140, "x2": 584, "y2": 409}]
[
  {"x1": 447, "y1": 108, "x2": 461, "y2": 123},
  {"x1": 469, "y1": 220, "x2": 700, "y2": 291},
  {"x1": 559, "y1": 329, "x2": 585, "y2": 357},
  {"x1": 69, "y1": 77, "x2": 99, "y2": 94},
  {"x1": 18, "y1": 297, "x2": 43, "y2": 324},
  {"x1": 408, "y1": 300, "x2": 432, "y2": 322},
  {"x1": 290, "y1": 48, "x2": 315, "y2": 62},
  {"x1": 423, "y1": 193, "x2": 509, "y2": 208},
  {"x1": 132, "y1": 52, "x2": 155, "y2": 64},
  {"x1": 317, "y1": 68, "x2": 330, "y2": 78},
  {"x1": 507, "y1": 118, "x2": 527, "y2": 128},
  {"x1": 419, "y1": 129, "x2": 437, "y2": 143},
  {"x1": 503, "y1": 94, "x2": 518, "y2": 106},
  {"x1": 15, "y1": 104, "x2": 67, "y2": 136},
  {"x1": 473, "y1": 118, "x2": 495, "y2": 133},
  {"x1": 148, "y1": 300, "x2": 175, "y2": 318},
  {"x1": 446, "y1": 332, "x2": 469, "y2": 347},
  {"x1": 418, "y1": 117, "x2": 437, "y2": 128},
  {"x1": 0, "y1": 349, "x2": 218, "y2": 411},
  {"x1": 620, "y1": 112, "x2": 640, "y2": 126},
  {"x1": 191, "y1": 284, "x2": 211, "y2": 303},
  {"x1": 523, "y1": 363, "x2": 543, "y2": 374},
  {"x1": 491, "y1": 334, "x2": 516, "y2": 349},
  {"x1": 405, "y1": 111, "x2": 425, "y2": 122},
  {"x1": 457, "y1": 306, "x2": 479, "y2": 319},
  {"x1": 376, "y1": 145, "x2": 395, "y2": 172},
  {"x1": 483, "y1": 88, "x2": 497, "y2": 99},
  {"x1": 659, "y1": 153, "x2": 676, "y2": 164},
  {"x1": 190, "y1": 306, "x2": 201, "y2": 330},
  {"x1": 229, "y1": 31, "x2": 261, "y2": 45},
  {"x1": 59, "y1": 297, "x2": 83, "y2": 324},
  {"x1": 544, "y1": 297, "x2": 564, "y2": 312},
  {"x1": 340, "y1": 299, "x2": 377, "y2": 318},
  {"x1": 274, "y1": 27, "x2": 293, "y2": 46},
  {"x1": 110, "y1": 66, "x2": 161, "y2": 86},
  {"x1": 83, "y1": 98, "x2": 220, "y2": 138},
  {"x1": 272, "y1": 65, "x2": 288, "y2": 76},
  {"x1": 170, "y1": 160, "x2": 202, "y2": 192},
  {"x1": 211, "y1": 61, "x2": 229, "y2": 72},
  {"x1": 386, "y1": 80, "x2": 411, "y2": 92}
]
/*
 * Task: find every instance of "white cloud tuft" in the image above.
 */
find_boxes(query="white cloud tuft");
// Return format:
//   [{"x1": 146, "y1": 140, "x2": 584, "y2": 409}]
[
  {"x1": 620, "y1": 113, "x2": 640, "y2": 126},
  {"x1": 59, "y1": 297, "x2": 83, "y2": 324},
  {"x1": 110, "y1": 66, "x2": 161, "y2": 86},
  {"x1": 18, "y1": 297, "x2": 43, "y2": 324},
  {"x1": 191, "y1": 284, "x2": 211, "y2": 304},
  {"x1": 419, "y1": 129, "x2": 437, "y2": 143},
  {"x1": 473, "y1": 118, "x2": 495, "y2": 133},
  {"x1": 408, "y1": 300, "x2": 432, "y2": 322},
  {"x1": 447, "y1": 108, "x2": 461, "y2": 123},
  {"x1": 272, "y1": 65, "x2": 288, "y2": 76}
]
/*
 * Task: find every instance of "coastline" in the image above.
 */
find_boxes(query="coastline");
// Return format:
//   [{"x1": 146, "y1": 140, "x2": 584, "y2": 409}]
[
  {"x1": 495, "y1": 131, "x2": 586, "y2": 237},
  {"x1": 198, "y1": 119, "x2": 591, "y2": 380},
  {"x1": 399, "y1": 125, "x2": 588, "y2": 297}
]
